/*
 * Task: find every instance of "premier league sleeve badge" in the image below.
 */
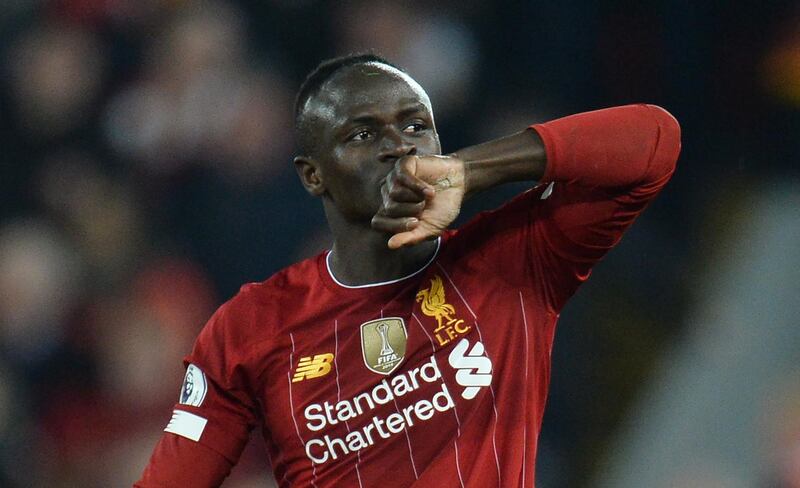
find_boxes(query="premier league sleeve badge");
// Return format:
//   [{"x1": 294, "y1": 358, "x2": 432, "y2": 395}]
[{"x1": 179, "y1": 364, "x2": 208, "y2": 407}]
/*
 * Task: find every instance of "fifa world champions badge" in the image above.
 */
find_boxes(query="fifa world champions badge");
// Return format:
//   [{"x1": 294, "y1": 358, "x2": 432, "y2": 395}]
[{"x1": 360, "y1": 317, "x2": 407, "y2": 375}]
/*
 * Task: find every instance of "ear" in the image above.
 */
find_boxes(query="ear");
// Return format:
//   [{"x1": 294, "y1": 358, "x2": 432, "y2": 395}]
[{"x1": 294, "y1": 156, "x2": 325, "y2": 196}]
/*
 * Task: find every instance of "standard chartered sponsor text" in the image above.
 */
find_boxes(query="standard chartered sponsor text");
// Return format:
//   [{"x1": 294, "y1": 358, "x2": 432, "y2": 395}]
[{"x1": 303, "y1": 354, "x2": 455, "y2": 464}]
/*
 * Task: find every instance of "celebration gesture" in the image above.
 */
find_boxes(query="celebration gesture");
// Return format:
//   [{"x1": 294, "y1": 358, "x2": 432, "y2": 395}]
[
  {"x1": 137, "y1": 52, "x2": 681, "y2": 488},
  {"x1": 372, "y1": 154, "x2": 466, "y2": 249}
]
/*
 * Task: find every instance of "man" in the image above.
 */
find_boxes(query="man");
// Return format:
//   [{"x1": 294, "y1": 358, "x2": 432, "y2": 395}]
[{"x1": 136, "y1": 54, "x2": 680, "y2": 487}]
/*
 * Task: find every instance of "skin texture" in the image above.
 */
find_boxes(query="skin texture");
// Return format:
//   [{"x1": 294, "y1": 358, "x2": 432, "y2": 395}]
[{"x1": 294, "y1": 62, "x2": 546, "y2": 286}]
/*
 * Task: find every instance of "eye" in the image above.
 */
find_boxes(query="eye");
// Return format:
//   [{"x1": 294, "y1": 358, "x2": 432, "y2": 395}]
[
  {"x1": 348, "y1": 129, "x2": 372, "y2": 142},
  {"x1": 403, "y1": 122, "x2": 427, "y2": 134}
]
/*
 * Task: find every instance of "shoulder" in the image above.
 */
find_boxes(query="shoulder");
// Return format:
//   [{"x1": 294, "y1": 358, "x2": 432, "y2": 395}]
[
  {"x1": 435, "y1": 184, "x2": 556, "y2": 288},
  {"x1": 447, "y1": 183, "x2": 552, "y2": 247},
  {"x1": 239, "y1": 253, "x2": 321, "y2": 306},
  {"x1": 196, "y1": 253, "x2": 324, "y2": 350}
]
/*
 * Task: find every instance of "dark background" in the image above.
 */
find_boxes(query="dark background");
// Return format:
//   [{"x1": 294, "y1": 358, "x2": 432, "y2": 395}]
[{"x1": 1, "y1": 1, "x2": 798, "y2": 486}]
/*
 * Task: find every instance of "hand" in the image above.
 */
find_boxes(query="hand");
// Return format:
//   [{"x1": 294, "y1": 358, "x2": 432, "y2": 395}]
[{"x1": 371, "y1": 155, "x2": 466, "y2": 249}]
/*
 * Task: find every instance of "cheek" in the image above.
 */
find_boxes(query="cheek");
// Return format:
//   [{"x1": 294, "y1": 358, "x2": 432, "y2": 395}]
[
  {"x1": 327, "y1": 151, "x2": 371, "y2": 186},
  {"x1": 418, "y1": 133, "x2": 442, "y2": 155},
  {"x1": 323, "y1": 151, "x2": 383, "y2": 210}
]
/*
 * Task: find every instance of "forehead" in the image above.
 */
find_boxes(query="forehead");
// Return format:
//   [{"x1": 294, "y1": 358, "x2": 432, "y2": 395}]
[{"x1": 309, "y1": 63, "x2": 433, "y2": 123}]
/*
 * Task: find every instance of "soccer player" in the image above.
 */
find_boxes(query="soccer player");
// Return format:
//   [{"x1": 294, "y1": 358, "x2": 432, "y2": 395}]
[{"x1": 136, "y1": 54, "x2": 680, "y2": 487}]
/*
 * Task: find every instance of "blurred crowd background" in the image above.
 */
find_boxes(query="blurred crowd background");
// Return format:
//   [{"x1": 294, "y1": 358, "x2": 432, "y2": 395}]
[{"x1": 1, "y1": 0, "x2": 799, "y2": 487}]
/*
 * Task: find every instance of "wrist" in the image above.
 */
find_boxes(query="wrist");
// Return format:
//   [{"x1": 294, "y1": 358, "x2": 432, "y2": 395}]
[{"x1": 454, "y1": 129, "x2": 546, "y2": 197}]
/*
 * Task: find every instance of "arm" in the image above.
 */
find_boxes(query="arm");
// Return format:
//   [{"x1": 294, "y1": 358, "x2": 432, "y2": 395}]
[
  {"x1": 136, "y1": 435, "x2": 235, "y2": 487},
  {"x1": 458, "y1": 104, "x2": 680, "y2": 197},
  {"x1": 378, "y1": 104, "x2": 680, "y2": 250},
  {"x1": 374, "y1": 131, "x2": 545, "y2": 249},
  {"x1": 135, "y1": 299, "x2": 257, "y2": 487},
  {"x1": 456, "y1": 104, "x2": 680, "y2": 310},
  {"x1": 529, "y1": 104, "x2": 681, "y2": 308},
  {"x1": 455, "y1": 128, "x2": 546, "y2": 197}
]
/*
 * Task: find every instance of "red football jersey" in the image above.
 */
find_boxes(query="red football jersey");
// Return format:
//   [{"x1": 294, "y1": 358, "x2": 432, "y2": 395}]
[{"x1": 136, "y1": 104, "x2": 680, "y2": 487}]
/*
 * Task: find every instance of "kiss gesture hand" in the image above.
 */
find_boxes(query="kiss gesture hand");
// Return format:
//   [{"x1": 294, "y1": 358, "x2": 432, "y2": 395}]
[{"x1": 372, "y1": 155, "x2": 466, "y2": 249}]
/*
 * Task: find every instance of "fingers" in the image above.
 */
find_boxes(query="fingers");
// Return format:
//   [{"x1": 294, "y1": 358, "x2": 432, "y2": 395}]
[
  {"x1": 373, "y1": 157, "x2": 430, "y2": 234},
  {"x1": 371, "y1": 214, "x2": 420, "y2": 235},
  {"x1": 387, "y1": 227, "x2": 433, "y2": 250},
  {"x1": 374, "y1": 155, "x2": 458, "y2": 249},
  {"x1": 380, "y1": 184, "x2": 425, "y2": 214},
  {"x1": 373, "y1": 175, "x2": 425, "y2": 236},
  {"x1": 384, "y1": 180, "x2": 428, "y2": 203},
  {"x1": 394, "y1": 166, "x2": 435, "y2": 199},
  {"x1": 386, "y1": 157, "x2": 435, "y2": 201},
  {"x1": 381, "y1": 200, "x2": 426, "y2": 218}
]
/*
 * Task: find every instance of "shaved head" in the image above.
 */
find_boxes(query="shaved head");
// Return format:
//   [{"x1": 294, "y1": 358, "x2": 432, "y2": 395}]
[{"x1": 294, "y1": 54, "x2": 432, "y2": 156}]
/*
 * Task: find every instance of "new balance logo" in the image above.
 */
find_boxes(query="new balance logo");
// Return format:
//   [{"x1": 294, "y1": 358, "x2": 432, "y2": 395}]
[
  {"x1": 292, "y1": 353, "x2": 334, "y2": 382},
  {"x1": 448, "y1": 338, "x2": 492, "y2": 399}
]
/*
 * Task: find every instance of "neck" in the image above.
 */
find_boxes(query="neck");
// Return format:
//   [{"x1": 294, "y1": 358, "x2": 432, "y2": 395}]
[{"x1": 326, "y1": 209, "x2": 438, "y2": 287}]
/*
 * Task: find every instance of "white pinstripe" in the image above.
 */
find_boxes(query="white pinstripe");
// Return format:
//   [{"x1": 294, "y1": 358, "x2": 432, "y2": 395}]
[
  {"x1": 454, "y1": 440, "x2": 466, "y2": 488},
  {"x1": 451, "y1": 391, "x2": 462, "y2": 434},
  {"x1": 412, "y1": 313, "x2": 461, "y2": 432},
  {"x1": 392, "y1": 395, "x2": 419, "y2": 479},
  {"x1": 382, "y1": 308, "x2": 419, "y2": 479},
  {"x1": 472, "y1": 319, "x2": 503, "y2": 487},
  {"x1": 288, "y1": 332, "x2": 318, "y2": 488},
  {"x1": 412, "y1": 312, "x2": 437, "y2": 355},
  {"x1": 436, "y1": 263, "x2": 503, "y2": 486},
  {"x1": 412, "y1": 311, "x2": 463, "y2": 487},
  {"x1": 519, "y1": 293, "x2": 530, "y2": 487},
  {"x1": 435, "y1": 263, "x2": 477, "y2": 318},
  {"x1": 333, "y1": 320, "x2": 364, "y2": 488}
]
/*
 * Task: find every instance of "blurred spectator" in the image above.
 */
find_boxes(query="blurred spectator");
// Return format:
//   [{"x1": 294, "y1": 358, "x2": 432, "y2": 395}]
[
  {"x1": 104, "y1": 1, "x2": 293, "y2": 184},
  {"x1": 0, "y1": 219, "x2": 83, "y2": 363},
  {"x1": 36, "y1": 151, "x2": 143, "y2": 281},
  {"x1": 0, "y1": 1, "x2": 796, "y2": 486},
  {"x1": 8, "y1": 21, "x2": 105, "y2": 139},
  {"x1": 334, "y1": 1, "x2": 479, "y2": 117}
]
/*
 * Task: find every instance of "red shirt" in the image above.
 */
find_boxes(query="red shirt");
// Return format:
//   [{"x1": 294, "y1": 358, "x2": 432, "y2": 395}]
[{"x1": 136, "y1": 104, "x2": 681, "y2": 487}]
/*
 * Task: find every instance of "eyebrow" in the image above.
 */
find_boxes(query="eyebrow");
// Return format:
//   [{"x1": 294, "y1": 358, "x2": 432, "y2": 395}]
[{"x1": 339, "y1": 104, "x2": 428, "y2": 130}]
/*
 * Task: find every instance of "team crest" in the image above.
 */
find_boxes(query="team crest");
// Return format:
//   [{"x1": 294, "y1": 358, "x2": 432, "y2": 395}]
[
  {"x1": 417, "y1": 275, "x2": 470, "y2": 346},
  {"x1": 360, "y1": 317, "x2": 407, "y2": 375}
]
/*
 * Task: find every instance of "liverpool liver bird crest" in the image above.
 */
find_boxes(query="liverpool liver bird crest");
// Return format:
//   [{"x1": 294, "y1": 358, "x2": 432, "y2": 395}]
[{"x1": 416, "y1": 275, "x2": 458, "y2": 331}]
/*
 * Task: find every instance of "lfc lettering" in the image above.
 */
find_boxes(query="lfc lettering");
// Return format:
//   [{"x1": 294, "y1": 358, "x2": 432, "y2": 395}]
[{"x1": 433, "y1": 317, "x2": 470, "y2": 346}]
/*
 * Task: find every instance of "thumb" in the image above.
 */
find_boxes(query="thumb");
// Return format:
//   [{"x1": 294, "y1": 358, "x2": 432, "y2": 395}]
[
  {"x1": 387, "y1": 227, "x2": 431, "y2": 250},
  {"x1": 401, "y1": 154, "x2": 419, "y2": 175}
]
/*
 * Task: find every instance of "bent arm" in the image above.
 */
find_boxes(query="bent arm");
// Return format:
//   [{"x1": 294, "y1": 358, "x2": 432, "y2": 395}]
[
  {"x1": 532, "y1": 104, "x2": 680, "y2": 309},
  {"x1": 447, "y1": 104, "x2": 681, "y2": 309},
  {"x1": 455, "y1": 104, "x2": 680, "y2": 197},
  {"x1": 381, "y1": 104, "x2": 680, "y2": 251}
]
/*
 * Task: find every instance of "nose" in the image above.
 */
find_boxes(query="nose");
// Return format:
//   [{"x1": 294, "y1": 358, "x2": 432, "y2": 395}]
[{"x1": 378, "y1": 128, "x2": 416, "y2": 162}]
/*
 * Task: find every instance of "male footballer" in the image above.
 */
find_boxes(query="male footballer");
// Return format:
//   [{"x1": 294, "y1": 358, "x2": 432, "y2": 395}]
[{"x1": 136, "y1": 54, "x2": 681, "y2": 487}]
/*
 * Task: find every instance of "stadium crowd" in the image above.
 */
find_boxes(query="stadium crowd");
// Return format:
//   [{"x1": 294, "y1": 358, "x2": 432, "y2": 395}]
[{"x1": 1, "y1": 1, "x2": 798, "y2": 486}]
